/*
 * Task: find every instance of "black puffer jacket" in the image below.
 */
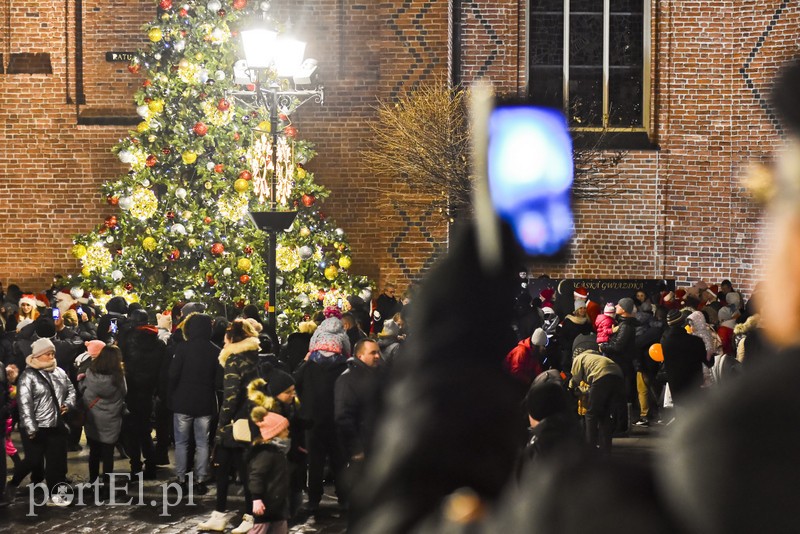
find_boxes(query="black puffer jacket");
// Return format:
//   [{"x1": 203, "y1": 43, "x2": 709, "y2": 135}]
[
  {"x1": 602, "y1": 316, "x2": 639, "y2": 371},
  {"x1": 168, "y1": 314, "x2": 221, "y2": 416},
  {"x1": 120, "y1": 325, "x2": 168, "y2": 407},
  {"x1": 294, "y1": 358, "x2": 347, "y2": 431},
  {"x1": 660, "y1": 325, "x2": 705, "y2": 403}
]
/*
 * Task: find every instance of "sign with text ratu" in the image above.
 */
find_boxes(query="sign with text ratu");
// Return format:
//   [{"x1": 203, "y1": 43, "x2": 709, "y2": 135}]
[{"x1": 106, "y1": 51, "x2": 136, "y2": 62}]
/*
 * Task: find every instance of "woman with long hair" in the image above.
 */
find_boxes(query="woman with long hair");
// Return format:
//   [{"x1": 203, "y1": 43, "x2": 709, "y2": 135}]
[
  {"x1": 198, "y1": 319, "x2": 261, "y2": 533},
  {"x1": 80, "y1": 345, "x2": 127, "y2": 492}
]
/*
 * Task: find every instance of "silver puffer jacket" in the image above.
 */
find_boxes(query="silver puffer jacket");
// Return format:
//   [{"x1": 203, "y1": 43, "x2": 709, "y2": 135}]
[{"x1": 18, "y1": 367, "x2": 76, "y2": 434}]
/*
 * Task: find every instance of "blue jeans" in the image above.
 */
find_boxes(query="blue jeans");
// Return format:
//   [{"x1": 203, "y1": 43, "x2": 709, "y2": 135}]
[{"x1": 173, "y1": 413, "x2": 211, "y2": 482}]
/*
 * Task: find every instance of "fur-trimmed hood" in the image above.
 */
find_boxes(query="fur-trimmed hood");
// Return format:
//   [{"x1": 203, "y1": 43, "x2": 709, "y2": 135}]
[
  {"x1": 734, "y1": 314, "x2": 760, "y2": 336},
  {"x1": 218, "y1": 336, "x2": 260, "y2": 367}
]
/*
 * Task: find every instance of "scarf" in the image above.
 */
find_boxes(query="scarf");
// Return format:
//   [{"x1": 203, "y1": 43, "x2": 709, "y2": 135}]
[{"x1": 25, "y1": 354, "x2": 57, "y2": 372}]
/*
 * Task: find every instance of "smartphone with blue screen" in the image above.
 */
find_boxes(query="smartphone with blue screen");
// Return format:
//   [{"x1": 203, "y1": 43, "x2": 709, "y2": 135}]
[
  {"x1": 52, "y1": 308, "x2": 60, "y2": 320},
  {"x1": 472, "y1": 85, "x2": 574, "y2": 267}
]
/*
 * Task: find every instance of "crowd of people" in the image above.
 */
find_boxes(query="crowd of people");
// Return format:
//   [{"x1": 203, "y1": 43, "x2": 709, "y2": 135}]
[{"x1": 0, "y1": 281, "x2": 409, "y2": 533}]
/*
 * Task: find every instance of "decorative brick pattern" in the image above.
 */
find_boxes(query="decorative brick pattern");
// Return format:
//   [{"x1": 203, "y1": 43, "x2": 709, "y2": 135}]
[{"x1": 1, "y1": 0, "x2": 799, "y2": 301}]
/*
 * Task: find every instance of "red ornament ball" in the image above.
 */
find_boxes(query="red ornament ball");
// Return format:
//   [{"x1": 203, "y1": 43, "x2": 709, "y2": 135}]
[
  {"x1": 169, "y1": 249, "x2": 180, "y2": 261},
  {"x1": 146, "y1": 155, "x2": 157, "y2": 167},
  {"x1": 283, "y1": 125, "x2": 297, "y2": 138},
  {"x1": 166, "y1": 211, "x2": 175, "y2": 220},
  {"x1": 232, "y1": 0, "x2": 246, "y2": 9},
  {"x1": 104, "y1": 216, "x2": 118, "y2": 229},
  {"x1": 179, "y1": 7, "x2": 188, "y2": 17},
  {"x1": 193, "y1": 122, "x2": 208, "y2": 136},
  {"x1": 213, "y1": 164, "x2": 223, "y2": 173},
  {"x1": 217, "y1": 99, "x2": 230, "y2": 111},
  {"x1": 211, "y1": 243, "x2": 225, "y2": 256},
  {"x1": 301, "y1": 194, "x2": 316, "y2": 207},
  {"x1": 235, "y1": 300, "x2": 246, "y2": 309},
  {"x1": 217, "y1": 8, "x2": 226, "y2": 16},
  {"x1": 203, "y1": 216, "x2": 212, "y2": 224},
  {"x1": 206, "y1": 277, "x2": 217, "y2": 287},
  {"x1": 143, "y1": 79, "x2": 151, "y2": 87},
  {"x1": 239, "y1": 274, "x2": 251, "y2": 284},
  {"x1": 233, "y1": 132, "x2": 240, "y2": 141},
  {"x1": 125, "y1": 282, "x2": 134, "y2": 291},
  {"x1": 107, "y1": 196, "x2": 119, "y2": 206},
  {"x1": 128, "y1": 63, "x2": 140, "y2": 74},
  {"x1": 238, "y1": 170, "x2": 252, "y2": 181},
  {"x1": 244, "y1": 245, "x2": 253, "y2": 256},
  {"x1": 159, "y1": 0, "x2": 172, "y2": 9}
]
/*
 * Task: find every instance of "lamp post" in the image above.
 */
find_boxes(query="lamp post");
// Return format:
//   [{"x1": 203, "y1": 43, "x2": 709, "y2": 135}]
[{"x1": 238, "y1": 19, "x2": 323, "y2": 329}]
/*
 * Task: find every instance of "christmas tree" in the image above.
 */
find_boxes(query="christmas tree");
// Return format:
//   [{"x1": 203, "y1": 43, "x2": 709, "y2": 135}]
[{"x1": 70, "y1": 0, "x2": 369, "y2": 338}]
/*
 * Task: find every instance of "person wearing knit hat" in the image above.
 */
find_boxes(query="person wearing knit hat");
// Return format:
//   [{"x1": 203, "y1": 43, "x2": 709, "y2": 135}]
[
  {"x1": 595, "y1": 304, "x2": 616, "y2": 345},
  {"x1": 294, "y1": 318, "x2": 349, "y2": 514},
  {"x1": 504, "y1": 327, "x2": 546, "y2": 385},
  {"x1": 522, "y1": 378, "x2": 583, "y2": 466},
  {"x1": 6, "y1": 335, "x2": 76, "y2": 499},
  {"x1": 246, "y1": 407, "x2": 291, "y2": 532},
  {"x1": 616, "y1": 297, "x2": 635, "y2": 316},
  {"x1": 660, "y1": 305, "x2": 706, "y2": 411},
  {"x1": 74, "y1": 340, "x2": 107, "y2": 381}
]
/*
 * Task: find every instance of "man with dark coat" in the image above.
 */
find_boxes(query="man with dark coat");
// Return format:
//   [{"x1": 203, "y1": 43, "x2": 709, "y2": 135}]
[
  {"x1": 372, "y1": 283, "x2": 402, "y2": 335},
  {"x1": 660, "y1": 309, "x2": 705, "y2": 410},
  {"x1": 342, "y1": 312, "x2": 366, "y2": 353},
  {"x1": 96, "y1": 296, "x2": 130, "y2": 344},
  {"x1": 335, "y1": 339, "x2": 382, "y2": 464},
  {"x1": 168, "y1": 313, "x2": 221, "y2": 493},
  {"x1": 599, "y1": 297, "x2": 639, "y2": 430},
  {"x1": 118, "y1": 308, "x2": 168, "y2": 478}
]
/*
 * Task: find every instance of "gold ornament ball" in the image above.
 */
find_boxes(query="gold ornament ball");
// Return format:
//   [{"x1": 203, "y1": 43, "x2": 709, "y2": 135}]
[
  {"x1": 234, "y1": 178, "x2": 250, "y2": 193},
  {"x1": 182, "y1": 151, "x2": 197, "y2": 164},
  {"x1": 237, "y1": 258, "x2": 252, "y2": 272},
  {"x1": 148, "y1": 99, "x2": 164, "y2": 113},
  {"x1": 296, "y1": 168, "x2": 307, "y2": 179},
  {"x1": 338, "y1": 256, "x2": 352, "y2": 270},
  {"x1": 256, "y1": 120, "x2": 271, "y2": 133},
  {"x1": 81, "y1": 266, "x2": 92, "y2": 277},
  {"x1": 324, "y1": 265, "x2": 338, "y2": 280},
  {"x1": 205, "y1": 181, "x2": 213, "y2": 190},
  {"x1": 72, "y1": 244, "x2": 87, "y2": 258},
  {"x1": 142, "y1": 237, "x2": 157, "y2": 251},
  {"x1": 137, "y1": 121, "x2": 149, "y2": 133},
  {"x1": 148, "y1": 27, "x2": 163, "y2": 42},
  {"x1": 299, "y1": 226, "x2": 311, "y2": 237}
]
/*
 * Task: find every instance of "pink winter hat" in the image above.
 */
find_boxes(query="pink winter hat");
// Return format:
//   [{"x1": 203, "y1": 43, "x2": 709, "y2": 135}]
[
  {"x1": 603, "y1": 303, "x2": 616, "y2": 316},
  {"x1": 85, "y1": 340, "x2": 106, "y2": 357}
]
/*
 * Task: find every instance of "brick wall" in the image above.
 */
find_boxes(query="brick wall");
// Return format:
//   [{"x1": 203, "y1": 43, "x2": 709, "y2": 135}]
[
  {"x1": 458, "y1": 0, "x2": 800, "y2": 295},
  {"x1": 1, "y1": 0, "x2": 798, "y2": 298}
]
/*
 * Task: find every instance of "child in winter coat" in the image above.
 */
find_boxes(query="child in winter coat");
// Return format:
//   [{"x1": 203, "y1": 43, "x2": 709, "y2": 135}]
[
  {"x1": 595, "y1": 303, "x2": 616, "y2": 344},
  {"x1": 4, "y1": 364, "x2": 21, "y2": 471},
  {"x1": 247, "y1": 407, "x2": 291, "y2": 534}
]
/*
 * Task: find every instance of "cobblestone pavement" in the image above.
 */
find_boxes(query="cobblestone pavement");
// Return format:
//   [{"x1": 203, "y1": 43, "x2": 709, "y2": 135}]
[
  {"x1": 0, "y1": 432, "x2": 347, "y2": 533},
  {"x1": 1, "y1": 424, "x2": 662, "y2": 532}
]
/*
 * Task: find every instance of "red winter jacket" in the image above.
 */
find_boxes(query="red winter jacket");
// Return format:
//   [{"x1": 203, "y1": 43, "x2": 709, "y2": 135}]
[{"x1": 504, "y1": 338, "x2": 543, "y2": 385}]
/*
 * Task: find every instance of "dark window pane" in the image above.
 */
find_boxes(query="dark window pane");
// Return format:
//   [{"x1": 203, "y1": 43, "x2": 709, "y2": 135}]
[
  {"x1": 531, "y1": 14, "x2": 564, "y2": 65},
  {"x1": 610, "y1": 14, "x2": 643, "y2": 65},
  {"x1": 569, "y1": 67, "x2": 602, "y2": 126},
  {"x1": 610, "y1": 0, "x2": 643, "y2": 13},
  {"x1": 530, "y1": 66, "x2": 563, "y2": 107},
  {"x1": 570, "y1": 0, "x2": 603, "y2": 13},
  {"x1": 570, "y1": 14, "x2": 603, "y2": 65},
  {"x1": 609, "y1": 68, "x2": 643, "y2": 127},
  {"x1": 532, "y1": 0, "x2": 564, "y2": 12}
]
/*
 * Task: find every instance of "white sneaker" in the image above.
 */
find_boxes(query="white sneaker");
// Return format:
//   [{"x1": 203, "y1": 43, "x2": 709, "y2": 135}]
[
  {"x1": 231, "y1": 513, "x2": 255, "y2": 534},
  {"x1": 197, "y1": 510, "x2": 228, "y2": 532}
]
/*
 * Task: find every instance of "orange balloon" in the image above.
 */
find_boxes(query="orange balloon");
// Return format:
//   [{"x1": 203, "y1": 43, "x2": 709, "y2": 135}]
[{"x1": 649, "y1": 343, "x2": 664, "y2": 362}]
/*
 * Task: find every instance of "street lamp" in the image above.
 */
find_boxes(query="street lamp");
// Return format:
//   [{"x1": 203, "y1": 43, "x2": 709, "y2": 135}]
[{"x1": 237, "y1": 15, "x2": 324, "y2": 329}]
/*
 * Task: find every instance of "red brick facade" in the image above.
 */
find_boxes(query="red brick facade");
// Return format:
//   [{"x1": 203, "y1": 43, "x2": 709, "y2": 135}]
[{"x1": 0, "y1": 1, "x2": 798, "y2": 297}]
